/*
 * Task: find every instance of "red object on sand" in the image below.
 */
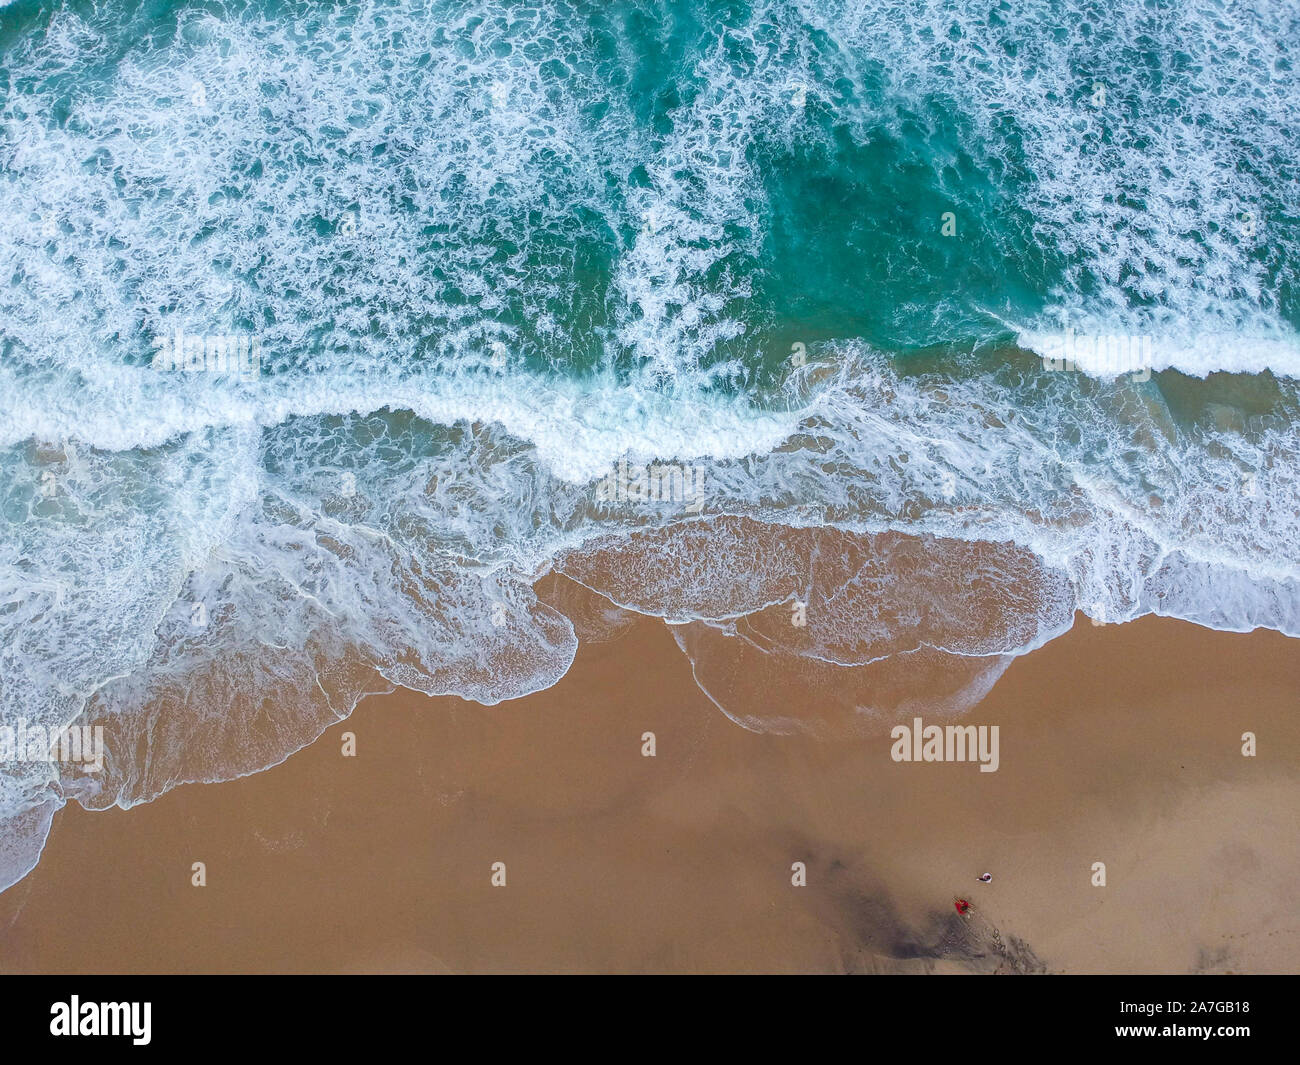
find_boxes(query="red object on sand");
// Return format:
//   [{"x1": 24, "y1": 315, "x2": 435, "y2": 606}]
[{"x1": 955, "y1": 899, "x2": 970, "y2": 915}]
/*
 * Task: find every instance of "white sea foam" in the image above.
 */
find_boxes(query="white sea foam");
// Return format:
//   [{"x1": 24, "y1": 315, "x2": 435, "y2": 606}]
[
  {"x1": 803, "y1": 0, "x2": 1300, "y2": 376},
  {"x1": 1018, "y1": 324, "x2": 1300, "y2": 380}
]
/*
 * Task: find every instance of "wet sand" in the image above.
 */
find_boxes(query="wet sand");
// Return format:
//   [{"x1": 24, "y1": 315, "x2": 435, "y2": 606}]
[{"x1": 1, "y1": 612, "x2": 1297, "y2": 974}]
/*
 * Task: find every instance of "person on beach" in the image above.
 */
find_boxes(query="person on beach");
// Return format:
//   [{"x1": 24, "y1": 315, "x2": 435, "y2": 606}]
[
  {"x1": 978, "y1": 873, "x2": 992, "y2": 882},
  {"x1": 954, "y1": 899, "x2": 971, "y2": 916}
]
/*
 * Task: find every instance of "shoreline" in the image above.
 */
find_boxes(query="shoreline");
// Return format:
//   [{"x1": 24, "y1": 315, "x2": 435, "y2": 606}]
[{"x1": 1, "y1": 612, "x2": 1297, "y2": 974}]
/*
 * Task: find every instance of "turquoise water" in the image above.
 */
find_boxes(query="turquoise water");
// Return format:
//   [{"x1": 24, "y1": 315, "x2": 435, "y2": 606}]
[{"x1": 1, "y1": 0, "x2": 1298, "y2": 890}]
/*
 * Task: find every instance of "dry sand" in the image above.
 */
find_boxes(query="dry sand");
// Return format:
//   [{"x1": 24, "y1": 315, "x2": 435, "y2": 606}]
[{"x1": 1, "y1": 610, "x2": 1296, "y2": 974}]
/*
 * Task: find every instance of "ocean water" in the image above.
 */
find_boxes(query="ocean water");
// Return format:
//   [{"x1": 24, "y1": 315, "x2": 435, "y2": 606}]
[{"x1": 1, "y1": 0, "x2": 1298, "y2": 890}]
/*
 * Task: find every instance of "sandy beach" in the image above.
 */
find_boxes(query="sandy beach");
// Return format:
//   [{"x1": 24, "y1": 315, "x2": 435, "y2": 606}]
[
  {"x1": 1, "y1": 602, "x2": 1296, "y2": 974},
  {"x1": 5, "y1": 0, "x2": 1300, "y2": 997}
]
